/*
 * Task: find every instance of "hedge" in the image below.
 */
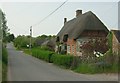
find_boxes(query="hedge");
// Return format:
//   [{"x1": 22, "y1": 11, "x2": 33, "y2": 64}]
[
  {"x1": 2, "y1": 46, "x2": 8, "y2": 81},
  {"x1": 2, "y1": 47, "x2": 8, "y2": 65},
  {"x1": 31, "y1": 48, "x2": 74, "y2": 68},
  {"x1": 51, "y1": 54, "x2": 74, "y2": 68},
  {"x1": 29, "y1": 48, "x2": 118, "y2": 73},
  {"x1": 32, "y1": 48, "x2": 53, "y2": 62}
]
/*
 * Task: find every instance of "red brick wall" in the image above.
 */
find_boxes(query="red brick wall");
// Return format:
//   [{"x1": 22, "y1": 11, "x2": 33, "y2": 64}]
[{"x1": 67, "y1": 38, "x2": 76, "y2": 56}]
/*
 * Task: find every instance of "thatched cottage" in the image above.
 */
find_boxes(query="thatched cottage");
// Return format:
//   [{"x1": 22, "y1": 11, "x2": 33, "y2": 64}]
[{"x1": 56, "y1": 10, "x2": 109, "y2": 56}]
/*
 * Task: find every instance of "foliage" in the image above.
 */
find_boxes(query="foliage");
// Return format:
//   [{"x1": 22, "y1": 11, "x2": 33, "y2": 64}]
[
  {"x1": 32, "y1": 47, "x2": 53, "y2": 62},
  {"x1": 14, "y1": 35, "x2": 34, "y2": 49},
  {"x1": 31, "y1": 47, "x2": 74, "y2": 68},
  {"x1": 41, "y1": 45, "x2": 51, "y2": 51},
  {"x1": 52, "y1": 54, "x2": 74, "y2": 68},
  {"x1": 0, "y1": 10, "x2": 15, "y2": 43},
  {"x1": 1, "y1": 9, "x2": 9, "y2": 81},
  {"x1": 2, "y1": 46, "x2": 8, "y2": 81},
  {"x1": 2, "y1": 46, "x2": 8, "y2": 65},
  {"x1": 1, "y1": 11, "x2": 9, "y2": 43},
  {"x1": 7, "y1": 33, "x2": 15, "y2": 42},
  {"x1": 107, "y1": 31, "x2": 113, "y2": 53},
  {"x1": 75, "y1": 63, "x2": 96, "y2": 74}
]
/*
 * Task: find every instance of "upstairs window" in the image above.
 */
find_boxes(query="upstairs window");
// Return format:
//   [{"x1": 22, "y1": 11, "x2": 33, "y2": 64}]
[{"x1": 63, "y1": 34, "x2": 68, "y2": 42}]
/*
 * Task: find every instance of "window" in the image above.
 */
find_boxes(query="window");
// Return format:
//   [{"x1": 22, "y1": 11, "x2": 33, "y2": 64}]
[
  {"x1": 56, "y1": 36, "x2": 59, "y2": 42},
  {"x1": 63, "y1": 34, "x2": 68, "y2": 42}
]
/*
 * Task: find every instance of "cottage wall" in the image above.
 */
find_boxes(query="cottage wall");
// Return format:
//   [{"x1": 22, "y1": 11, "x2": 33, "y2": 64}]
[
  {"x1": 65, "y1": 30, "x2": 108, "y2": 56},
  {"x1": 112, "y1": 33, "x2": 120, "y2": 55},
  {"x1": 67, "y1": 38, "x2": 76, "y2": 55},
  {"x1": 76, "y1": 37, "x2": 90, "y2": 56}
]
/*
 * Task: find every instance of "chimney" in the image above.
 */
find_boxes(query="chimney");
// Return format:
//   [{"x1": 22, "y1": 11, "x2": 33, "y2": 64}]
[
  {"x1": 64, "y1": 18, "x2": 67, "y2": 25},
  {"x1": 76, "y1": 10, "x2": 82, "y2": 18}
]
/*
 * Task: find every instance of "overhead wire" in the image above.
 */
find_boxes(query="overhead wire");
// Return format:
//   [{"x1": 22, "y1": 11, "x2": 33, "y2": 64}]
[{"x1": 32, "y1": 0, "x2": 68, "y2": 27}]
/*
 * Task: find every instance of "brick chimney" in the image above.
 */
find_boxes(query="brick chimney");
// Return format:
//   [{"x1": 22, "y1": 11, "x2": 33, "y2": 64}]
[
  {"x1": 76, "y1": 10, "x2": 82, "y2": 18},
  {"x1": 64, "y1": 18, "x2": 67, "y2": 25}
]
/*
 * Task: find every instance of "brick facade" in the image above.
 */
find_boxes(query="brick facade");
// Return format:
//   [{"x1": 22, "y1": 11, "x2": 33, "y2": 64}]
[{"x1": 66, "y1": 38, "x2": 76, "y2": 55}]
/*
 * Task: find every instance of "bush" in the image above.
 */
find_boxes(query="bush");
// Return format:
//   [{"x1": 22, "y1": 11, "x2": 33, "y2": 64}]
[
  {"x1": 52, "y1": 54, "x2": 74, "y2": 68},
  {"x1": 2, "y1": 47, "x2": 8, "y2": 65},
  {"x1": 32, "y1": 48, "x2": 53, "y2": 62},
  {"x1": 41, "y1": 45, "x2": 51, "y2": 51},
  {"x1": 2, "y1": 46, "x2": 8, "y2": 81},
  {"x1": 31, "y1": 48, "x2": 74, "y2": 68},
  {"x1": 14, "y1": 35, "x2": 34, "y2": 49}
]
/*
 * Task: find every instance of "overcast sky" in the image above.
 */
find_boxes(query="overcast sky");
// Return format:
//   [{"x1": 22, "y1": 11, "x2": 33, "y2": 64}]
[{"x1": 0, "y1": 0, "x2": 119, "y2": 37}]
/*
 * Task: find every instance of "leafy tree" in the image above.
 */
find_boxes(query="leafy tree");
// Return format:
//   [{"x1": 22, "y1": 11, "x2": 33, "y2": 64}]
[
  {"x1": 14, "y1": 35, "x2": 34, "y2": 49},
  {"x1": 7, "y1": 34, "x2": 15, "y2": 42},
  {"x1": 1, "y1": 12, "x2": 9, "y2": 42},
  {"x1": 40, "y1": 34, "x2": 47, "y2": 39},
  {"x1": 0, "y1": 9, "x2": 2, "y2": 40}
]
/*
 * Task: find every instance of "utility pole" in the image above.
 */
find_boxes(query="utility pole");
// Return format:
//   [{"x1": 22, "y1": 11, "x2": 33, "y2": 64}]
[{"x1": 30, "y1": 26, "x2": 32, "y2": 51}]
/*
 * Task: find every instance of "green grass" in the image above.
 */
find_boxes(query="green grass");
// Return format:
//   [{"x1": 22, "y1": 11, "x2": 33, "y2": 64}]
[
  {"x1": 74, "y1": 63, "x2": 96, "y2": 74},
  {"x1": 22, "y1": 49, "x2": 31, "y2": 55}
]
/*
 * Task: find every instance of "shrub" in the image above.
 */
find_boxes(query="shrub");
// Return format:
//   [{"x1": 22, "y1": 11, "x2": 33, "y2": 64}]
[
  {"x1": 52, "y1": 54, "x2": 74, "y2": 68},
  {"x1": 41, "y1": 45, "x2": 51, "y2": 51},
  {"x1": 2, "y1": 46, "x2": 8, "y2": 81},
  {"x1": 32, "y1": 48, "x2": 53, "y2": 62},
  {"x1": 2, "y1": 47, "x2": 8, "y2": 65},
  {"x1": 14, "y1": 35, "x2": 34, "y2": 49},
  {"x1": 32, "y1": 48, "x2": 74, "y2": 68}
]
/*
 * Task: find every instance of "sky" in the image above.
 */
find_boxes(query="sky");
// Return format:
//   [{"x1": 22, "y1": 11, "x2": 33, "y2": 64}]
[{"x1": 0, "y1": 0, "x2": 119, "y2": 37}]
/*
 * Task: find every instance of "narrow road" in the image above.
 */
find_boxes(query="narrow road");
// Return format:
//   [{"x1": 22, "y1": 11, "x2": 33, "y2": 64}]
[{"x1": 7, "y1": 43, "x2": 118, "y2": 81}]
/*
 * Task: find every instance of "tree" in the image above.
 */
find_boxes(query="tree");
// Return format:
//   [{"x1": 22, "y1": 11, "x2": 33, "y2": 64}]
[
  {"x1": 14, "y1": 35, "x2": 34, "y2": 49},
  {"x1": 0, "y1": 9, "x2": 2, "y2": 41},
  {"x1": 1, "y1": 11, "x2": 9, "y2": 42},
  {"x1": 7, "y1": 34, "x2": 15, "y2": 42},
  {"x1": 40, "y1": 34, "x2": 48, "y2": 39}
]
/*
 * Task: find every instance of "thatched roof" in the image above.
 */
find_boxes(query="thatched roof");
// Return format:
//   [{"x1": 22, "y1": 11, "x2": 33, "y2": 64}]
[
  {"x1": 57, "y1": 11, "x2": 109, "y2": 42},
  {"x1": 41, "y1": 38, "x2": 56, "y2": 50}
]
